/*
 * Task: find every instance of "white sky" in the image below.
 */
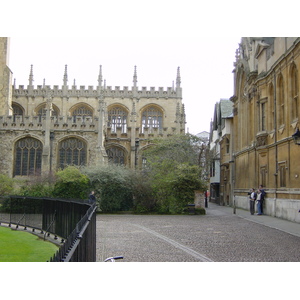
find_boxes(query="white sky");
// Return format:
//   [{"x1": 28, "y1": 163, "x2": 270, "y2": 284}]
[
  {"x1": 8, "y1": 36, "x2": 240, "y2": 135},
  {"x1": 3, "y1": 1, "x2": 294, "y2": 136}
]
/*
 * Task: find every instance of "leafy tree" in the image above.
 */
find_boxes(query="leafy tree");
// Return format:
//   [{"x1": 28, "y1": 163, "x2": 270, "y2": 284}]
[
  {"x1": 17, "y1": 174, "x2": 56, "y2": 197},
  {"x1": 83, "y1": 164, "x2": 136, "y2": 212},
  {"x1": 130, "y1": 170, "x2": 155, "y2": 213},
  {"x1": 143, "y1": 134, "x2": 206, "y2": 213},
  {"x1": 53, "y1": 166, "x2": 90, "y2": 200},
  {"x1": 144, "y1": 134, "x2": 202, "y2": 167}
]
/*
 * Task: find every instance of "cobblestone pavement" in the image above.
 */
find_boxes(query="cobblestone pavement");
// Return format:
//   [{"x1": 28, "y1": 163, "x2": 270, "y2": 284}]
[{"x1": 96, "y1": 203, "x2": 300, "y2": 262}]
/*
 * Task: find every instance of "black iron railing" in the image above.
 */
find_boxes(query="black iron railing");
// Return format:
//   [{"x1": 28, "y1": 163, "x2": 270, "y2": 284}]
[{"x1": 0, "y1": 196, "x2": 97, "y2": 262}]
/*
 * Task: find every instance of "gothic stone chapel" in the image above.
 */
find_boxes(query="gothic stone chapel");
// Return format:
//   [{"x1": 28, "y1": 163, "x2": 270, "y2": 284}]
[{"x1": 0, "y1": 38, "x2": 186, "y2": 178}]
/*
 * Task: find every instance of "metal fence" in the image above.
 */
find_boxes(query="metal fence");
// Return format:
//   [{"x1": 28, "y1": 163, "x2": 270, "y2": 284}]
[{"x1": 0, "y1": 196, "x2": 97, "y2": 262}]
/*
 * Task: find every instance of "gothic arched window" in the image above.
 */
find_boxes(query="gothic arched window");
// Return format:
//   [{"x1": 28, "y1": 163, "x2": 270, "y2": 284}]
[
  {"x1": 36, "y1": 103, "x2": 59, "y2": 122},
  {"x1": 277, "y1": 74, "x2": 285, "y2": 126},
  {"x1": 12, "y1": 103, "x2": 24, "y2": 122},
  {"x1": 141, "y1": 106, "x2": 163, "y2": 133},
  {"x1": 108, "y1": 106, "x2": 128, "y2": 133},
  {"x1": 71, "y1": 105, "x2": 93, "y2": 123},
  {"x1": 269, "y1": 83, "x2": 274, "y2": 130},
  {"x1": 14, "y1": 137, "x2": 43, "y2": 176},
  {"x1": 58, "y1": 137, "x2": 87, "y2": 169},
  {"x1": 290, "y1": 63, "x2": 299, "y2": 120},
  {"x1": 106, "y1": 146, "x2": 125, "y2": 165}
]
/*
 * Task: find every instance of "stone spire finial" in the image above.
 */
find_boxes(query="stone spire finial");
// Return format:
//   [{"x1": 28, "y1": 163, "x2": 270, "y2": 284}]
[
  {"x1": 63, "y1": 65, "x2": 68, "y2": 86},
  {"x1": 176, "y1": 67, "x2": 181, "y2": 88},
  {"x1": 28, "y1": 65, "x2": 34, "y2": 86},
  {"x1": 98, "y1": 65, "x2": 103, "y2": 87},
  {"x1": 133, "y1": 65, "x2": 137, "y2": 88}
]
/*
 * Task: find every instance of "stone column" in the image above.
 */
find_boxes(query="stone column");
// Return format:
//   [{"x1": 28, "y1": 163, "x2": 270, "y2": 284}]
[{"x1": 42, "y1": 94, "x2": 52, "y2": 175}]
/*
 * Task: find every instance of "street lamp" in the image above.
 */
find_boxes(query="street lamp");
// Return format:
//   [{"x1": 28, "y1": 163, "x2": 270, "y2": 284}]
[{"x1": 292, "y1": 128, "x2": 300, "y2": 145}]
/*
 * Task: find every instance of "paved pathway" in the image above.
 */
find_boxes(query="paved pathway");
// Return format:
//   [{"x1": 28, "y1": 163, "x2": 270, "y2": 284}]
[{"x1": 96, "y1": 203, "x2": 300, "y2": 262}]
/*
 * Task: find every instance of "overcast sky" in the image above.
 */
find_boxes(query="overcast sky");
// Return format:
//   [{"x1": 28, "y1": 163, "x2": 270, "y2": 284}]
[
  {"x1": 8, "y1": 36, "x2": 240, "y2": 135},
  {"x1": 3, "y1": 1, "x2": 291, "y2": 136}
]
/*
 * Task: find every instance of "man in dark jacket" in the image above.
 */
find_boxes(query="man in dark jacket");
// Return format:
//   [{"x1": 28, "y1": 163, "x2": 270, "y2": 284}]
[
  {"x1": 88, "y1": 191, "x2": 96, "y2": 204},
  {"x1": 249, "y1": 188, "x2": 257, "y2": 215},
  {"x1": 259, "y1": 185, "x2": 266, "y2": 214}
]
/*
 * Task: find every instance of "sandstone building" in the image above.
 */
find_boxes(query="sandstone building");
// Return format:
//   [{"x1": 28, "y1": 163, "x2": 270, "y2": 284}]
[
  {"x1": 211, "y1": 37, "x2": 300, "y2": 223},
  {"x1": 209, "y1": 99, "x2": 233, "y2": 206},
  {"x1": 0, "y1": 37, "x2": 185, "y2": 178}
]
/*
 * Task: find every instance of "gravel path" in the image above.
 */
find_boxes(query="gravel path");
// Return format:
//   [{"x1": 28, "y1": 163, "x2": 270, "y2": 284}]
[{"x1": 96, "y1": 203, "x2": 300, "y2": 262}]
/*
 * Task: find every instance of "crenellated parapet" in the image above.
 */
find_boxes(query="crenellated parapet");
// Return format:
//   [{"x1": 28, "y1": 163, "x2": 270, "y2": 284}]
[
  {"x1": 12, "y1": 64, "x2": 182, "y2": 100},
  {"x1": 13, "y1": 85, "x2": 181, "y2": 99},
  {"x1": 0, "y1": 114, "x2": 99, "y2": 132}
]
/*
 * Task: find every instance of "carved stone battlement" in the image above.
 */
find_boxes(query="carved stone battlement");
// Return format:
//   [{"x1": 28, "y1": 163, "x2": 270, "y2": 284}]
[
  {"x1": 0, "y1": 115, "x2": 99, "y2": 131},
  {"x1": 13, "y1": 85, "x2": 181, "y2": 99}
]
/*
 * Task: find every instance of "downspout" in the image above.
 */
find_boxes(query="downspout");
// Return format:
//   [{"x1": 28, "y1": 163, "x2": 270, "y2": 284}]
[
  {"x1": 274, "y1": 72, "x2": 278, "y2": 217},
  {"x1": 230, "y1": 126, "x2": 235, "y2": 213}
]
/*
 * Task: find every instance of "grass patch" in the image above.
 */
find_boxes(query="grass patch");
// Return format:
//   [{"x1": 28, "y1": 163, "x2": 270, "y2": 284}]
[{"x1": 0, "y1": 226, "x2": 59, "y2": 262}]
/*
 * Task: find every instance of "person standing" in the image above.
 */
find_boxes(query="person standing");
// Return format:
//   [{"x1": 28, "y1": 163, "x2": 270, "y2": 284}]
[
  {"x1": 88, "y1": 191, "x2": 96, "y2": 204},
  {"x1": 256, "y1": 189, "x2": 263, "y2": 215},
  {"x1": 249, "y1": 188, "x2": 257, "y2": 215},
  {"x1": 204, "y1": 190, "x2": 208, "y2": 208},
  {"x1": 259, "y1": 185, "x2": 266, "y2": 214}
]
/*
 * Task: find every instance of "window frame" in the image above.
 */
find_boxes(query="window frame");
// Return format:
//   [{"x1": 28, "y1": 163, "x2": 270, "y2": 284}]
[{"x1": 14, "y1": 137, "x2": 43, "y2": 176}]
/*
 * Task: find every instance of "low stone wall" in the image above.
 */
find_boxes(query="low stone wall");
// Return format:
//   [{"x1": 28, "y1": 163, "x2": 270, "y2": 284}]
[{"x1": 234, "y1": 195, "x2": 300, "y2": 223}]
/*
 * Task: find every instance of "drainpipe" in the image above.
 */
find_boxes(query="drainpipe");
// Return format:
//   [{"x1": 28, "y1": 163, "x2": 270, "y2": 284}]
[{"x1": 274, "y1": 72, "x2": 278, "y2": 217}]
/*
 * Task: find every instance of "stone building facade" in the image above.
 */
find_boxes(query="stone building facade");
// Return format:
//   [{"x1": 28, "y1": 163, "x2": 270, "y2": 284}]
[
  {"x1": 230, "y1": 37, "x2": 300, "y2": 222},
  {"x1": 209, "y1": 99, "x2": 233, "y2": 206},
  {"x1": 0, "y1": 37, "x2": 185, "y2": 178}
]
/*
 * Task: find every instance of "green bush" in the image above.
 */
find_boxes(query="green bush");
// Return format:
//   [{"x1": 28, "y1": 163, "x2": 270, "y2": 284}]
[
  {"x1": 0, "y1": 174, "x2": 14, "y2": 196},
  {"x1": 83, "y1": 165, "x2": 135, "y2": 212},
  {"x1": 17, "y1": 174, "x2": 56, "y2": 197},
  {"x1": 53, "y1": 166, "x2": 90, "y2": 200},
  {"x1": 148, "y1": 163, "x2": 204, "y2": 214}
]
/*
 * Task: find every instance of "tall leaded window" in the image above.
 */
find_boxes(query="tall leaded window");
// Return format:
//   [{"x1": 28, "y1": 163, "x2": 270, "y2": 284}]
[
  {"x1": 142, "y1": 157, "x2": 148, "y2": 169},
  {"x1": 14, "y1": 137, "x2": 43, "y2": 176},
  {"x1": 210, "y1": 160, "x2": 216, "y2": 177},
  {"x1": 279, "y1": 162, "x2": 286, "y2": 187},
  {"x1": 106, "y1": 146, "x2": 125, "y2": 165},
  {"x1": 71, "y1": 105, "x2": 93, "y2": 123},
  {"x1": 58, "y1": 137, "x2": 87, "y2": 168},
  {"x1": 269, "y1": 83, "x2": 274, "y2": 130},
  {"x1": 108, "y1": 106, "x2": 128, "y2": 133},
  {"x1": 261, "y1": 102, "x2": 266, "y2": 131},
  {"x1": 12, "y1": 103, "x2": 24, "y2": 122},
  {"x1": 37, "y1": 105, "x2": 58, "y2": 117},
  {"x1": 260, "y1": 166, "x2": 267, "y2": 188},
  {"x1": 36, "y1": 103, "x2": 59, "y2": 122},
  {"x1": 291, "y1": 63, "x2": 298, "y2": 120},
  {"x1": 225, "y1": 137, "x2": 230, "y2": 153},
  {"x1": 277, "y1": 74, "x2": 285, "y2": 126},
  {"x1": 141, "y1": 106, "x2": 163, "y2": 133}
]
